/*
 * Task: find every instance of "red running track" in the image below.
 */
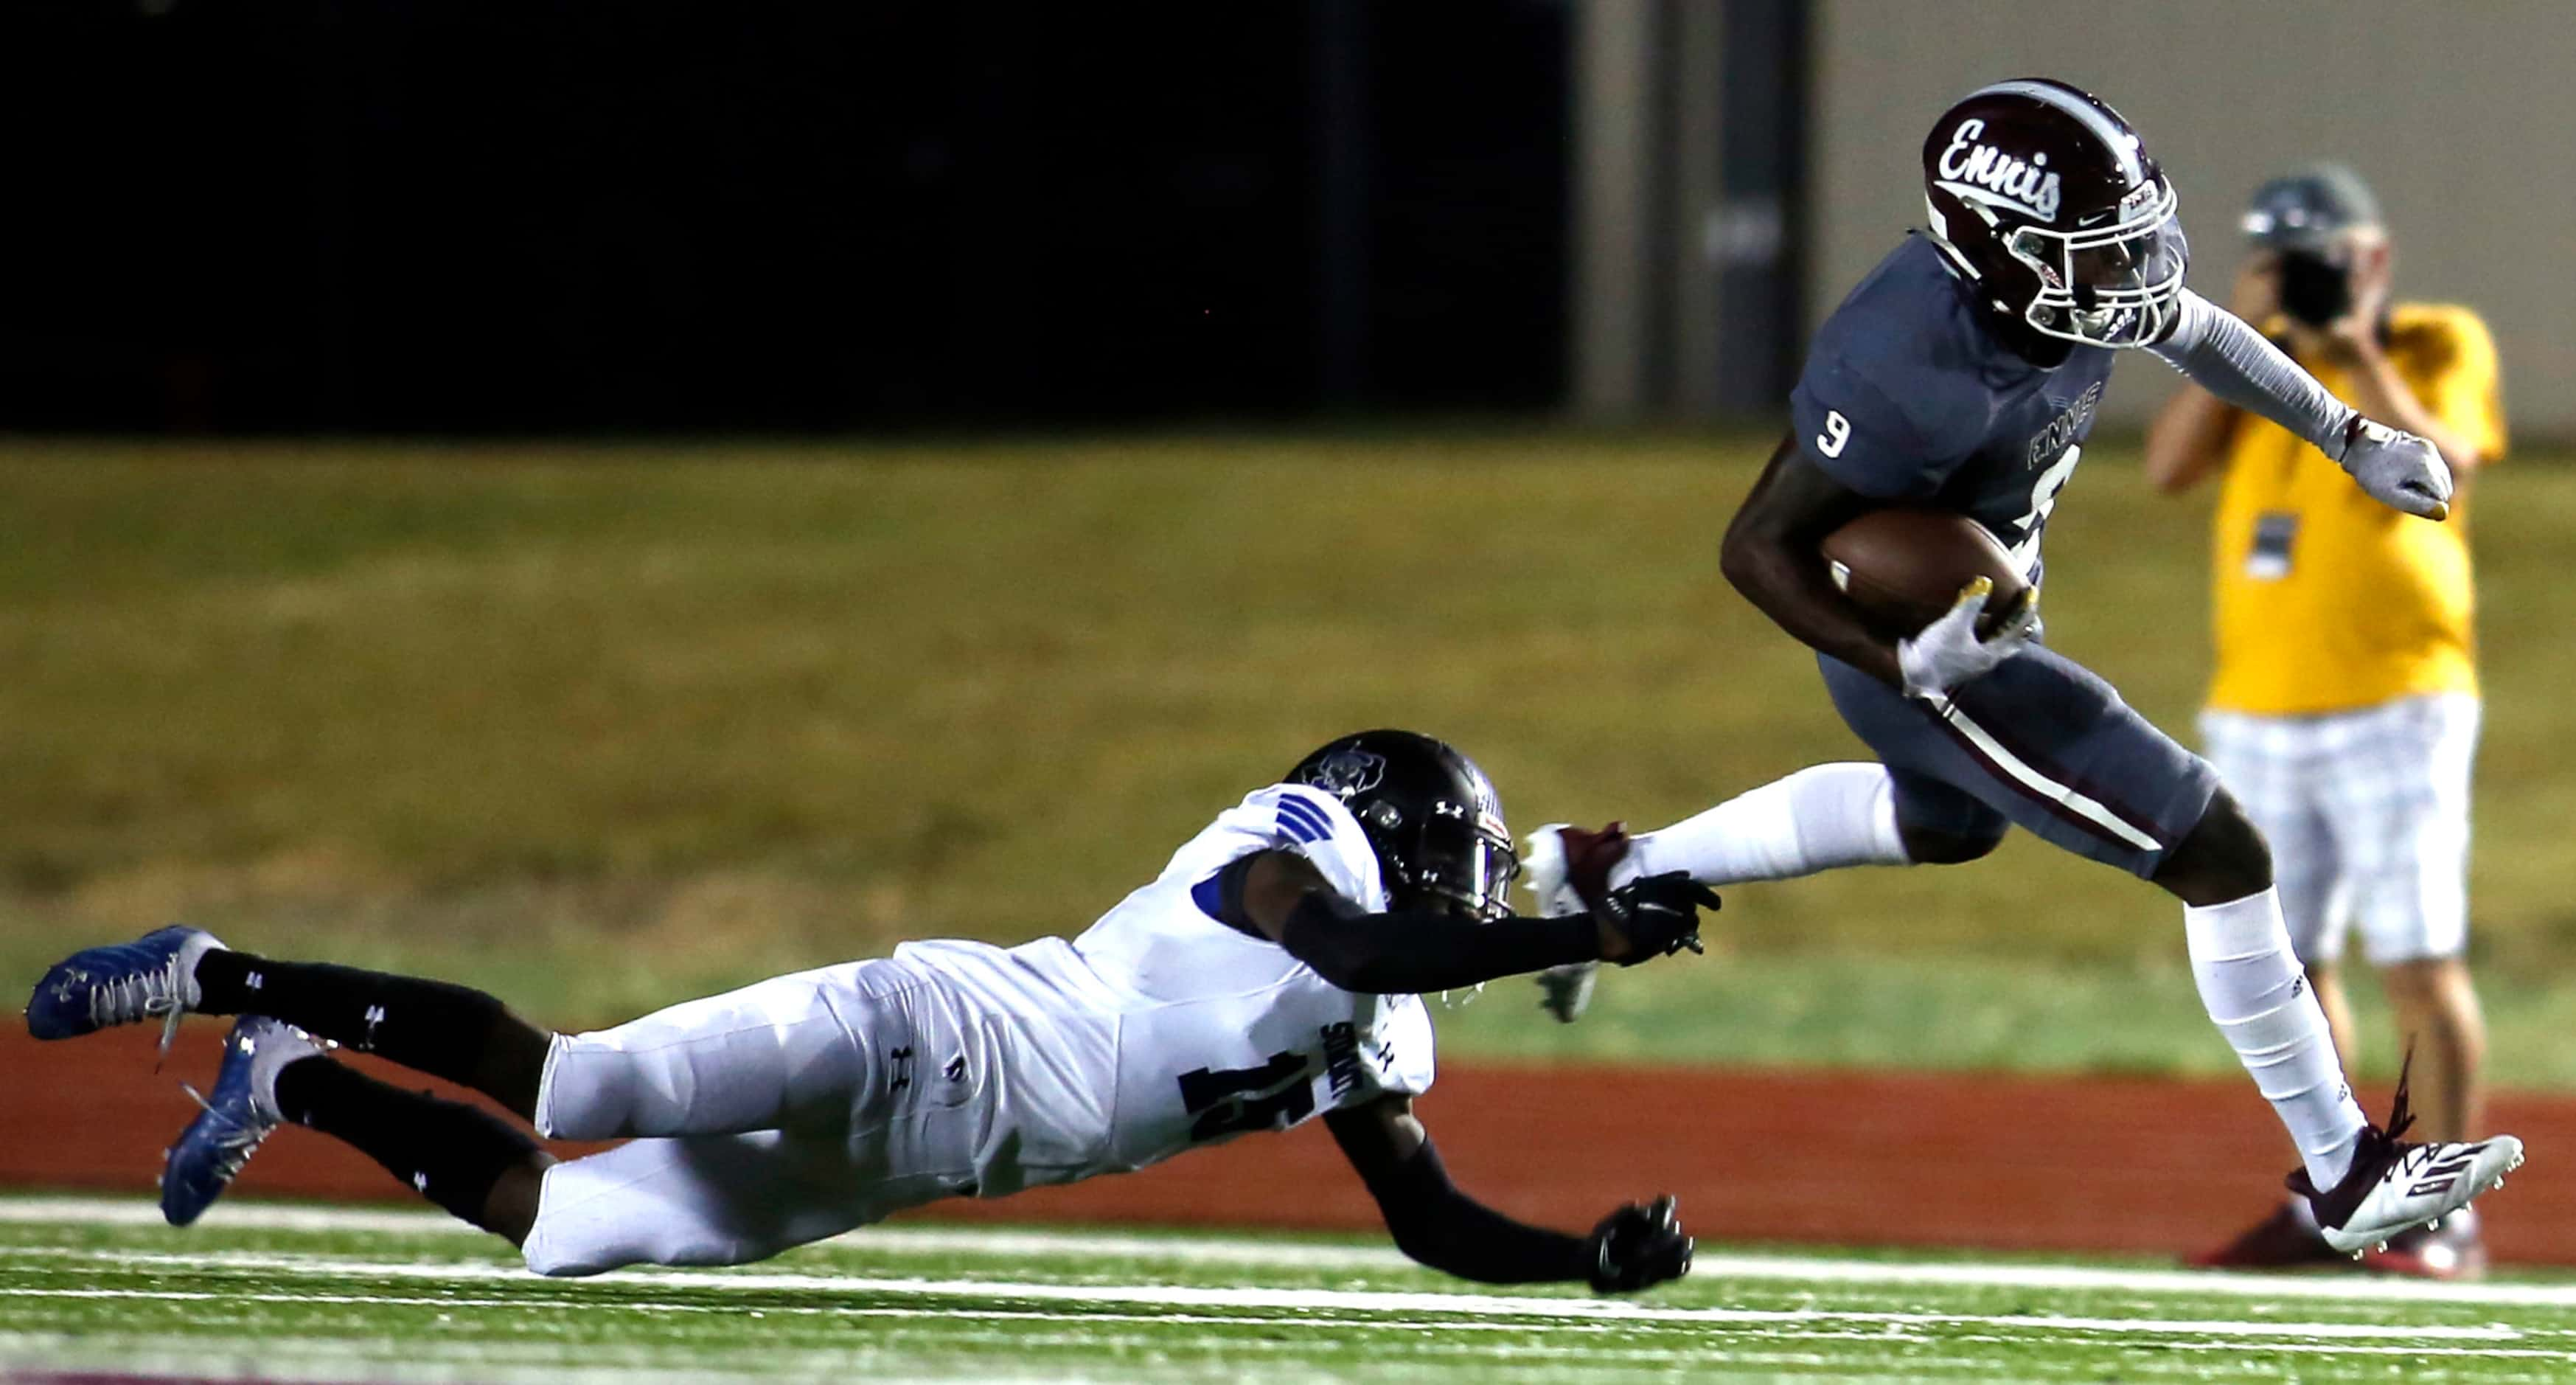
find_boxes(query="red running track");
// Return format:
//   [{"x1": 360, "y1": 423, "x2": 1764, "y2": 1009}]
[{"x1": 5, "y1": 1027, "x2": 2566, "y2": 1262}]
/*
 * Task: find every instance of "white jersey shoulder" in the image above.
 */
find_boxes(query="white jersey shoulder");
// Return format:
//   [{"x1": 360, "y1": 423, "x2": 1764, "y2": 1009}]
[
  {"x1": 1115, "y1": 781, "x2": 1390, "y2": 955},
  {"x1": 1075, "y1": 783, "x2": 1433, "y2": 1162},
  {"x1": 895, "y1": 782, "x2": 1435, "y2": 1192}
]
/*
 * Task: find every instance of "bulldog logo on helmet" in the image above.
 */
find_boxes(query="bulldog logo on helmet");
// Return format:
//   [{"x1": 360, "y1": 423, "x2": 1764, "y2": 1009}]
[{"x1": 1303, "y1": 748, "x2": 1387, "y2": 799}]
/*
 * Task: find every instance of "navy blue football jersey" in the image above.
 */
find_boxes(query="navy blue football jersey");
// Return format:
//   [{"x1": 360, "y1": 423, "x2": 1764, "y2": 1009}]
[{"x1": 1789, "y1": 235, "x2": 2117, "y2": 583}]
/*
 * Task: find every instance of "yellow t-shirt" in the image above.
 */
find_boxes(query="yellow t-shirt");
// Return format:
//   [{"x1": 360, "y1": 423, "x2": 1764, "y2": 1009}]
[{"x1": 2207, "y1": 302, "x2": 2507, "y2": 715}]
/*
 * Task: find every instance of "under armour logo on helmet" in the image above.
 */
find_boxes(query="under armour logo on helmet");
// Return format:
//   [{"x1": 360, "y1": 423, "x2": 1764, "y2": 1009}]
[{"x1": 1304, "y1": 747, "x2": 1386, "y2": 799}]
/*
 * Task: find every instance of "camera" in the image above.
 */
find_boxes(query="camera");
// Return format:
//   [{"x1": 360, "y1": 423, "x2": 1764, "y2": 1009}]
[{"x1": 2277, "y1": 249, "x2": 2353, "y2": 327}]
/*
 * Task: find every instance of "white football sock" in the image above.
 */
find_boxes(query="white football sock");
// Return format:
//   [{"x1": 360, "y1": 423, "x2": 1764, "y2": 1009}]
[
  {"x1": 2185, "y1": 888, "x2": 2367, "y2": 1189},
  {"x1": 1616, "y1": 763, "x2": 1909, "y2": 888}
]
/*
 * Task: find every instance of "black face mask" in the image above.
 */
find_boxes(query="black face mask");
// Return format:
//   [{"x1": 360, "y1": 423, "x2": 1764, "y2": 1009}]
[{"x1": 2277, "y1": 250, "x2": 2353, "y2": 327}]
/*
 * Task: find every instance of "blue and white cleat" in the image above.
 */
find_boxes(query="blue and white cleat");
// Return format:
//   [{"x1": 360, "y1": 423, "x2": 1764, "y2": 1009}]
[
  {"x1": 161, "y1": 1016, "x2": 323, "y2": 1227},
  {"x1": 24, "y1": 926, "x2": 223, "y2": 1063}
]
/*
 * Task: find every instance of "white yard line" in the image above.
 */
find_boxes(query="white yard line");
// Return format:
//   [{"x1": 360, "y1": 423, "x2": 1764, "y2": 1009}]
[
  {"x1": 0, "y1": 1247, "x2": 2543, "y2": 1345},
  {"x1": 3, "y1": 1300, "x2": 2571, "y2": 1372},
  {"x1": 27, "y1": 1339, "x2": 2561, "y2": 1385},
  {"x1": 0, "y1": 1197, "x2": 474, "y2": 1238},
  {"x1": 11, "y1": 1194, "x2": 2576, "y2": 1311},
  {"x1": 4, "y1": 1283, "x2": 2567, "y2": 1369},
  {"x1": 0, "y1": 1197, "x2": 1406, "y2": 1268},
  {"x1": 1683, "y1": 1250, "x2": 2576, "y2": 1309}
]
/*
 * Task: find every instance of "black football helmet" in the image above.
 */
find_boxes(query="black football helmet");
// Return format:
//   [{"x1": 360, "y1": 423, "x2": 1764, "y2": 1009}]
[
  {"x1": 1921, "y1": 78, "x2": 2187, "y2": 354},
  {"x1": 1285, "y1": 729, "x2": 1518, "y2": 923}
]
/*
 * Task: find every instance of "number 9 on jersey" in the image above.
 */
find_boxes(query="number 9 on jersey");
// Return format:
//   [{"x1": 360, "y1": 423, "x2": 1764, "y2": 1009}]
[{"x1": 1817, "y1": 409, "x2": 1851, "y2": 458}]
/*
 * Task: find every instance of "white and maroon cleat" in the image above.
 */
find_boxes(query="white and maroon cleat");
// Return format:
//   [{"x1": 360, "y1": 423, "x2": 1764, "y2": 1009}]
[
  {"x1": 1522, "y1": 823, "x2": 1633, "y2": 1023},
  {"x1": 2291, "y1": 1058, "x2": 2524, "y2": 1257}
]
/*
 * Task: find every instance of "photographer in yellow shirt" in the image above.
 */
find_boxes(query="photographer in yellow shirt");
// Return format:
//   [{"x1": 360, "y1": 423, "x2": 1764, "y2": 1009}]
[{"x1": 2148, "y1": 165, "x2": 2505, "y2": 1278}]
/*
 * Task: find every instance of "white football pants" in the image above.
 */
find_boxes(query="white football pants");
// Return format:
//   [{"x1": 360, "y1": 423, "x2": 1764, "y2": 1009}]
[{"x1": 521, "y1": 957, "x2": 989, "y2": 1276}]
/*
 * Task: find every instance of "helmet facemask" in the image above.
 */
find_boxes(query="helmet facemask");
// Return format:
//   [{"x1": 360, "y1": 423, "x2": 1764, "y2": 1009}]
[
  {"x1": 1356, "y1": 797, "x2": 1520, "y2": 923},
  {"x1": 2005, "y1": 178, "x2": 2187, "y2": 348}
]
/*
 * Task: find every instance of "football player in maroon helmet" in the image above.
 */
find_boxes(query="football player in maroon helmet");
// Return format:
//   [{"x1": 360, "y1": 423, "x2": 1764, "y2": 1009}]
[{"x1": 1533, "y1": 78, "x2": 2517, "y2": 1260}]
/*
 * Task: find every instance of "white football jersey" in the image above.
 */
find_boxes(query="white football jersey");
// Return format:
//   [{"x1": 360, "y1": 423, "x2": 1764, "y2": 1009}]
[{"x1": 891, "y1": 782, "x2": 1435, "y2": 1195}]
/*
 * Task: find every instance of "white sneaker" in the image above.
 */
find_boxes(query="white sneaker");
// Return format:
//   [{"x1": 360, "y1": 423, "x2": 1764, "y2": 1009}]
[{"x1": 2291, "y1": 1064, "x2": 2525, "y2": 1256}]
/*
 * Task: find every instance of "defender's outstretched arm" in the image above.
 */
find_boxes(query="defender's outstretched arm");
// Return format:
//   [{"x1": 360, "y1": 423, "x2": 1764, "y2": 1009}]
[
  {"x1": 1325, "y1": 1094, "x2": 1691, "y2": 1291},
  {"x1": 1214, "y1": 850, "x2": 1713, "y2": 994}
]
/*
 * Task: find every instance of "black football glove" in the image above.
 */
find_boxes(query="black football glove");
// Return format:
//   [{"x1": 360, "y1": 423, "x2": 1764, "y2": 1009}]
[
  {"x1": 1595, "y1": 871, "x2": 1719, "y2": 965},
  {"x1": 1587, "y1": 1194, "x2": 1693, "y2": 1294}
]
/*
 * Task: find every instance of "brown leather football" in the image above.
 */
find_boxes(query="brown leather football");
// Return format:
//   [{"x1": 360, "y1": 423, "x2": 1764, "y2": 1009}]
[{"x1": 1820, "y1": 509, "x2": 2030, "y2": 639}]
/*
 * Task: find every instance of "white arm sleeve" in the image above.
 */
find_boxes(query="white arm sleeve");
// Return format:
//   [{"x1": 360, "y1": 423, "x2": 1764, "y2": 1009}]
[{"x1": 2148, "y1": 289, "x2": 2358, "y2": 461}]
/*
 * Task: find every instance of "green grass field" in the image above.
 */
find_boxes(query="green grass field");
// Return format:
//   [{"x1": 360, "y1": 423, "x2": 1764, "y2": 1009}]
[
  {"x1": 4, "y1": 1197, "x2": 2572, "y2": 1382},
  {"x1": 4, "y1": 435, "x2": 2574, "y2": 1081}
]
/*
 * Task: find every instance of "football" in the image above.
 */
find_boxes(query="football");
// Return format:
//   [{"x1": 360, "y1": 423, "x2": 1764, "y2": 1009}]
[{"x1": 1820, "y1": 509, "x2": 2030, "y2": 639}]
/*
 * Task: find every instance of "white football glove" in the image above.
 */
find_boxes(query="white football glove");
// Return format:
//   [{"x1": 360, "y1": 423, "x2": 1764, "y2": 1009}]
[
  {"x1": 2333, "y1": 416, "x2": 2453, "y2": 521},
  {"x1": 1897, "y1": 577, "x2": 2037, "y2": 704}
]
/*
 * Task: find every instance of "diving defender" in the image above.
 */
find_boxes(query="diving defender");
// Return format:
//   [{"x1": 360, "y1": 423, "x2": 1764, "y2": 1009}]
[{"x1": 31, "y1": 731, "x2": 1708, "y2": 1291}]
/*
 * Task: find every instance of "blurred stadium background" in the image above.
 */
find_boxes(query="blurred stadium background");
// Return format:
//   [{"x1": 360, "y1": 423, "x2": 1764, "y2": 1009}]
[{"x1": 7, "y1": 0, "x2": 2576, "y2": 1295}]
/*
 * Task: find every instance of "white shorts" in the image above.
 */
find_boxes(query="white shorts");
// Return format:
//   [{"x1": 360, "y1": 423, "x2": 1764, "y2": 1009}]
[
  {"x1": 2199, "y1": 693, "x2": 2479, "y2": 967},
  {"x1": 520, "y1": 957, "x2": 991, "y2": 1276}
]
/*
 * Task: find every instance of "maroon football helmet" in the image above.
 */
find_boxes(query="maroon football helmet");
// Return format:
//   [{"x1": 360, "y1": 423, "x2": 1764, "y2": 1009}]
[{"x1": 1921, "y1": 78, "x2": 2187, "y2": 352}]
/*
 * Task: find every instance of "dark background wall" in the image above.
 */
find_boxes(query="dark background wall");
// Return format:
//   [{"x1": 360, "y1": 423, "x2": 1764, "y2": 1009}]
[
  {"x1": 1, "y1": 1, "x2": 1569, "y2": 431},
  {"x1": 1812, "y1": 0, "x2": 2576, "y2": 434}
]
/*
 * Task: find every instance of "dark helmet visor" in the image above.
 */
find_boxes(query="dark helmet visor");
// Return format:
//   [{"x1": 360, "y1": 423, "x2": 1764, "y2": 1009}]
[{"x1": 1407, "y1": 811, "x2": 1520, "y2": 923}]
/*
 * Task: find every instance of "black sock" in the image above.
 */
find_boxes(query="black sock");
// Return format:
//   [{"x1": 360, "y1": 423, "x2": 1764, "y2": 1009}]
[
  {"x1": 195, "y1": 951, "x2": 551, "y2": 1117},
  {"x1": 274, "y1": 1055, "x2": 544, "y2": 1232}
]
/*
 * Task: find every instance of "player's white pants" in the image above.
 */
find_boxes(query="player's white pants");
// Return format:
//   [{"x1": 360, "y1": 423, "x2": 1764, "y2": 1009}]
[
  {"x1": 2199, "y1": 692, "x2": 2479, "y2": 966},
  {"x1": 521, "y1": 957, "x2": 990, "y2": 1277}
]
